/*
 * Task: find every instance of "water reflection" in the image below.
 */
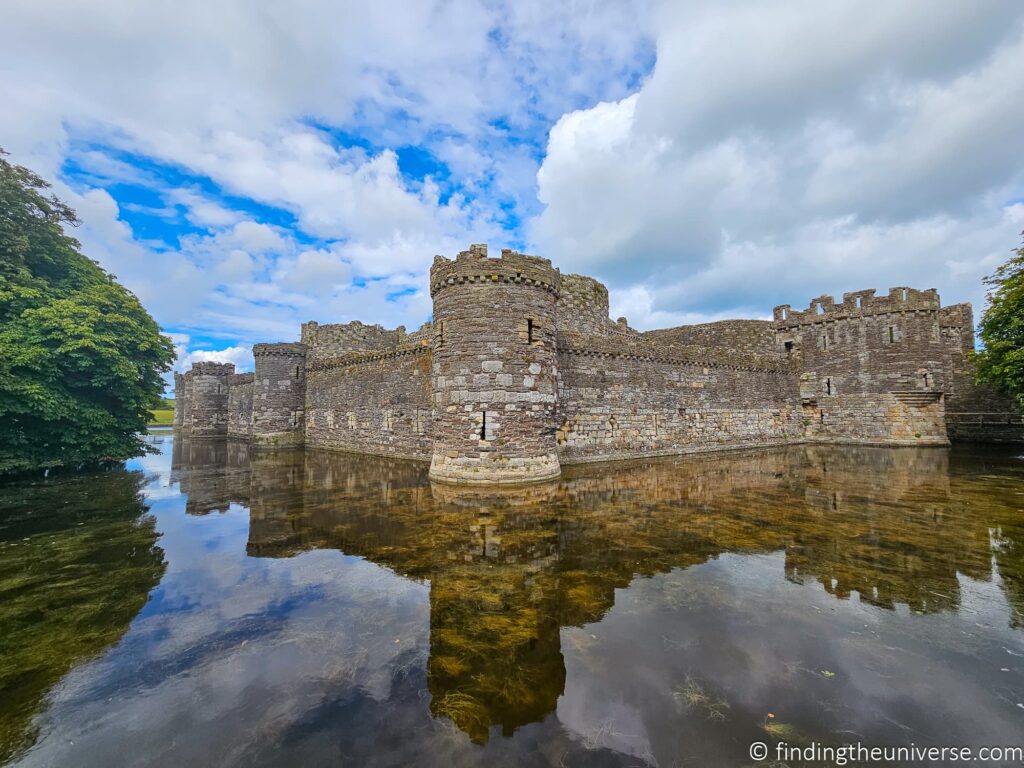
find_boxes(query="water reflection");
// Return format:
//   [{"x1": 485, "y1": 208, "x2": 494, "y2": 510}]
[
  {"x1": 4, "y1": 437, "x2": 1023, "y2": 766},
  {"x1": 0, "y1": 469, "x2": 165, "y2": 762},
  {"x1": 168, "y1": 439, "x2": 1024, "y2": 745}
]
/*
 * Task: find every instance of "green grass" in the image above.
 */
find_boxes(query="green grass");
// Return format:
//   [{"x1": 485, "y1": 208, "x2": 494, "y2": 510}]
[{"x1": 147, "y1": 409, "x2": 174, "y2": 426}]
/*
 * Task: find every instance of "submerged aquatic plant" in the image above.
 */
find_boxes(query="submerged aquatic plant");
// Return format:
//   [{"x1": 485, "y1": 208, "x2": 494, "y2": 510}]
[{"x1": 673, "y1": 676, "x2": 730, "y2": 721}]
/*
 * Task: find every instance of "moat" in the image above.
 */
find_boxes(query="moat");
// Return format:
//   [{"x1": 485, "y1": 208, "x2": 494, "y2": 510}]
[{"x1": 2, "y1": 434, "x2": 1023, "y2": 767}]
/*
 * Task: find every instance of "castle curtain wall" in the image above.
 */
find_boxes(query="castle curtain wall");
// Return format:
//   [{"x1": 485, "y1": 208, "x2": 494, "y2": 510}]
[
  {"x1": 555, "y1": 348, "x2": 803, "y2": 463},
  {"x1": 304, "y1": 347, "x2": 433, "y2": 461}
]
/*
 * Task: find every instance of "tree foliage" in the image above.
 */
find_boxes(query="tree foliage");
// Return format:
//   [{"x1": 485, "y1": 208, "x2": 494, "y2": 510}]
[
  {"x1": 0, "y1": 150, "x2": 175, "y2": 473},
  {"x1": 974, "y1": 232, "x2": 1024, "y2": 409}
]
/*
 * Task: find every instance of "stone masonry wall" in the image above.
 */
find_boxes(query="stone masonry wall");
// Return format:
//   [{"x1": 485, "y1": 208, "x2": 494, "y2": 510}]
[
  {"x1": 305, "y1": 347, "x2": 433, "y2": 460},
  {"x1": 556, "y1": 274, "x2": 615, "y2": 336},
  {"x1": 302, "y1": 320, "x2": 409, "y2": 361},
  {"x1": 188, "y1": 362, "x2": 234, "y2": 437},
  {"x1": 252, "y1": 343, "x2": 307, "y2": 446},
  {"x1": 939, "y1": 303, "x2": 1024, "y2": 442},
  {"x1": 227, "y1": 373, "x2": 254, "y2": 439},
  {"x1": 643, "y1": 320, "x2": 782, "y2": 360},
  {"x1": 173, "y1": 372, "x2": 187, "y2": 429},
  {"x1": 429, "y1": 245, "x2": 562, "y2": 483},
  {"x1": 556, "y1": 348, "x2": 802, "y2": 462},
  {"x1": 774, "y1": 287, "x2": 950, "y2": 445}
]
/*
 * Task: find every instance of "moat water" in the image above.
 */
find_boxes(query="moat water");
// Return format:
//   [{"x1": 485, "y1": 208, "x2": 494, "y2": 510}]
[{"x1": 1, "y1": 434, "x2": 1023, "y2": 767}]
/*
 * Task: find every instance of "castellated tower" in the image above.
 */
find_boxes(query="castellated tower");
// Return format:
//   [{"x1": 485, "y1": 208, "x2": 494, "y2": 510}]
[
  {"x1": 252, "y1": 343, "x2": 308, "y2": 447},
  {"x1": 189, "y1": 362, "x2": 235, "y2": 437},
  {"x1": 773, "y1": 287, "x2": 949, "y2": 444},
  {"x1": 429, "y1": 244, "x2": 562, "y2": 484}
]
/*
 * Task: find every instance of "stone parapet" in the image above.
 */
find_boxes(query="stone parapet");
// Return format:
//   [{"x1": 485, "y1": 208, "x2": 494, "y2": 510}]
[
  {"x1": 430, "y1": 244, "x2": 560, "y2": 298},
  {"x1": 773, "y1": 287, "x2": 940, "y2": 327}
]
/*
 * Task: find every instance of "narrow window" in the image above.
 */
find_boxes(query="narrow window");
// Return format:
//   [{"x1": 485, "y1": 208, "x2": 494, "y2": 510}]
[
  {"x1": 821, "y1": 334, "x2": 828, "y2": 350},
  {"x1": 781, "y1": 308, "x2": 788, "y2": 320},
  {"x1": 294, "y1": 365, "x2": 300, "y2": 380},
  {"x1": 784, "y1": 341, "x2": 794, "y2": 353},
  {"x1": 820, "y1": 410, "x2": 825, "y2": 424},
  {"x1": 480, "y1": 411, "x2": 487, "y2": 440},
  {"x1": 855, "y1": 296, "x2": 863, "y2": 309},
  {"x1": 825, "y1": 377, "x2": 832, "y2": 396},
  {"x1": 438, "y1": 320, "x2": 444, "y2": 346},
  {"x1": 923, "y1": 372, "x2": 931, "y2": 388},
  {"x1": 901, "y1": 288, "x2": 908, "y2": 301},
  {"x1": 816, "y1": 304, "x2": 824, "y2": 315},
  {"x1": 527, "y1": 318, "x2": 534, "y2": 344},
  {"x1": 888, "y1": 326, "x2": 896, "y2": 343}
]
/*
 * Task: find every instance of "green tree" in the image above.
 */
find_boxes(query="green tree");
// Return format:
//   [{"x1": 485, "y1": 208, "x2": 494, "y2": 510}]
[
  {"x1": 974, "y1": 232, "x2": 1024, "y2": 409},
  {"x1": 0, "y1": 149, "x2": 175, "y2": 473}
]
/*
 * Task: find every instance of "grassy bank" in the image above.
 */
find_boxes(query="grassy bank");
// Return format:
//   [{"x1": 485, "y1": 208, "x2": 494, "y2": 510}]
[{"x1": 147, "y1": 409, "x2": 174, "y2": 426}]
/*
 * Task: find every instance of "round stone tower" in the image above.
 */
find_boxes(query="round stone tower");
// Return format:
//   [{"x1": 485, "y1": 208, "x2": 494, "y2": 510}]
[
  {"x1": 429, "y1": 244, "x2": 561, "y2": 484},
  {"x1": 189, "y1": 362, "x2": 234, "y2": 437},
  {"x1": 252, "y1": 342, "x2": 308, "y2": 447}
]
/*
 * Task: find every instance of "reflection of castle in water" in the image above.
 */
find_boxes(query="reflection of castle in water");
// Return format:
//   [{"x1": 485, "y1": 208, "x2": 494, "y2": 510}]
[{"x1": 170, "y1": 439, "x2": 1024, "y2": 743}]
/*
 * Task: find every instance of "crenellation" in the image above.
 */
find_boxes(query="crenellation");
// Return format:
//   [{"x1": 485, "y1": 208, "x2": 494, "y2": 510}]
[
  {"x1": 174, "y1": 247, "x2": 1023, "y2": 478},
  {"x1": 774, "y1": 286, "x2": 941, "y2": 326},
  {"x1": 430, "y1": 245, "x2": 561, "y2": 298}
]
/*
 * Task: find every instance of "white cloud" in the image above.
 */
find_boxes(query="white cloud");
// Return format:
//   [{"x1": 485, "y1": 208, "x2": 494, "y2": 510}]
[
  {"x1": 0, "y1": 0, "x2": 654, "y2": 350},
  {"x1": 532, "y1": 0, "x2": 1024, "y2": 328},
  {"x1": 174, "y1": 345, "x2": 255, "y2": 374},
  {"x1": 2, "y1": 0, "x2": 1022, "y2": 347}
]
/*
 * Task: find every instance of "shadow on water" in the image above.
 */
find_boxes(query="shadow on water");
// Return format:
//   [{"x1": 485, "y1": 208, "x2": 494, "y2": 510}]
[
  {"x1": 172, "y1": 438, "x2": 1024, "y2": 746},
  {"x1": 0, "y1": 467, "x2": 165, "y2": 763}
]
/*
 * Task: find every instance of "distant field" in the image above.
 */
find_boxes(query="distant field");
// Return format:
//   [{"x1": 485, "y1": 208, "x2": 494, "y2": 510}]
[{"x1": 148, "y1": 409, "x2": 174, "y2": 426}]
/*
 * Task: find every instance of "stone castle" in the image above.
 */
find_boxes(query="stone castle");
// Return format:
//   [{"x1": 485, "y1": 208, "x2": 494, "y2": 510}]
[{"x1": 174, "y1": 244, "x2": 1023, "y2": 483}]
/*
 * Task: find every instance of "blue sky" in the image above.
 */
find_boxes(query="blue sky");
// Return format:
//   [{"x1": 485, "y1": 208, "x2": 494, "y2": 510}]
[{"x1": 2, "y1": 1, "x2": 1023, "y2": 387}]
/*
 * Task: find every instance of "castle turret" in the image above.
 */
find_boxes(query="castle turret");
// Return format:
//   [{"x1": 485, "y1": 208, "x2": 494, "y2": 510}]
[
  {"x1": 252, "y1": 343, "x2": 307, "y2": 447},
  {"x1": 773, "y1": 287, "x2": 948, "y2": 444},
  {"x1": 429, "y1": 244, "x2": 561, "y2": 484},
  {"x1": 189, "y1": 362, "x2": 234, "y2": 437}
]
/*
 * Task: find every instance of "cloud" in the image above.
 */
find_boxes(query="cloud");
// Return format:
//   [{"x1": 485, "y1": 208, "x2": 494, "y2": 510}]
[
  {"x1": 172, "y1": 342, "x2": 255, "y2": 375},
  {"x1": 2, "y1": 0, "x2": 1022, "y2": 349},
  {"x1": 0, "y1": 0, "x2": 654, "y2": 358},
  {"x1": 532, "y1": 0, "x2": 1024, "y2": 328}
]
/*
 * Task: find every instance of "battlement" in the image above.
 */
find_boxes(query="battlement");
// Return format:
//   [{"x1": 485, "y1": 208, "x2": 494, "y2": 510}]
[
  {"x1": 230, "y1": 372, "x2": 255, "y2": 385},
  {"x1": 774, "y1": 287, "x2": 940, "y2": 325},
  {"x1": 253, "y1": 342, "x2": 307, "y2": 358},
  {"x1": 429, "y1": 244, "x2": 560, "y2": 297},
  {"x1": 191, "y1": 361, "x2": 236, "y2": 376}
]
